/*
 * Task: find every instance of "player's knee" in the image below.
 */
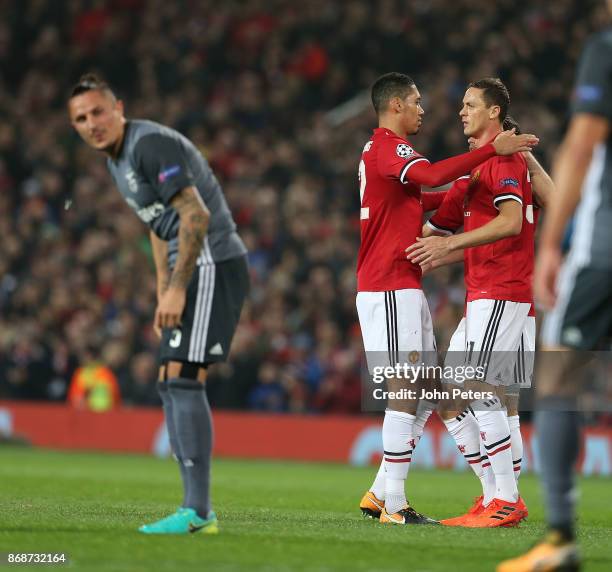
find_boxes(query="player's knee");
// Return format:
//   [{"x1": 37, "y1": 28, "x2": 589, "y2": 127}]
[
  {"x1": 471, "y1": 394, "x2": 504, "y2": 411},
  {"x1": 164, "y1": 360, "x2": 208, "y2": 384},
  {"x1": 504, "y1": 391, "x2": 519, "y2": 414}
]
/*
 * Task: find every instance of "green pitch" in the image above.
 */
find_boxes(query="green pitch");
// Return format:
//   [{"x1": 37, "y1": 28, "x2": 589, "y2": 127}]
[{"x1": 0, "y1": 447, "x2": 610, "y2": 571}]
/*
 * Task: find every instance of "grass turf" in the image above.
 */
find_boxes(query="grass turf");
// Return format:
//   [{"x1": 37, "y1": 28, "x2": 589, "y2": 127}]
[{"x1": 0, "y1": 447, "x2": 610, "y2": 571}]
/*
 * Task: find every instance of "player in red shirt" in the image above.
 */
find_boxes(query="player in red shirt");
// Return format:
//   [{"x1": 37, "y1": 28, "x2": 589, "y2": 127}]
[
  {"x1": 419, "y1": 119, "x2": 553, "y2": 527},
  {"x1": 406, "y1": 78, "x2": 540, "y2": 527},
  {"x1": 356, "y1": 73, "x2": 538, "y2": 525}
]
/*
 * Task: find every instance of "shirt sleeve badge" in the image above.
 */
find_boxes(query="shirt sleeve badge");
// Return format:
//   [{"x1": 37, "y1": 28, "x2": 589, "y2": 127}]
[{"x1": 396, "y1": 144, "x2": 414, "y2": 158}]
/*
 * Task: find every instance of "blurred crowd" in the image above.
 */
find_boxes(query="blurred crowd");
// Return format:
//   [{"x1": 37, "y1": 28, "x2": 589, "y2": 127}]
[{"x1": 0, "y1": 0, "x2": 607, "y2": 412}]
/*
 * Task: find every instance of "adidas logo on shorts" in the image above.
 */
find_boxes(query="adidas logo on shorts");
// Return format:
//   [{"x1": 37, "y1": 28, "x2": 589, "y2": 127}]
[{"x1": 208, "y1": 343, "x2": 224, "y2": 356}]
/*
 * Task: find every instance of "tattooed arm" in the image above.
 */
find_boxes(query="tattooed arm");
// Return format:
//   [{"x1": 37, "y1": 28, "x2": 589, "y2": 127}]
[
  {"x1": 155, "y1": 187, "x2": 210, "y2": 330},
  {"x1": 169, "y1": 187, "x2": 210, "y2": 288},
  {"x1": 150, "y1": 230, "x2": 169, "y2": 301},
  {"x1": 150, "y1": 231, "x2": 170, "y2": 338}
]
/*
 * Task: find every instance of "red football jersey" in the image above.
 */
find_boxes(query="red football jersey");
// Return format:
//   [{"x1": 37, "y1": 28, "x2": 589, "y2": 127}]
[
  {"x1": 427, "y1": 176, "x2": 469, "y2": 235},
  {"x1": 429, "y1": 154, "x2": 535, "y2": 303},
  {"x1": 356, "y1": 128, "x2": 430, "y2": 291}
]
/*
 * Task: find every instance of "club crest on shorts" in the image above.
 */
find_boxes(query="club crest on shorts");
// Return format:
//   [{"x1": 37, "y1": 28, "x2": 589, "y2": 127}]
[
  {"x1": 396, "y1": 143, "x2": 414, "y2": 158},
  {"x1": 408, "y1": 350, "x2": 420, "y2": 364}
]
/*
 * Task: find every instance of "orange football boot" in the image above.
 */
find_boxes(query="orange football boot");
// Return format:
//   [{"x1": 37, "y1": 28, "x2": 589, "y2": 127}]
[
  {"x1": 359, "y1": 491, "x2": 385, "y2": 519},
  {"x1": 497, "y1": 531, "x2": 579, "y2": 571},
  {"x1": 466, "y1": 497, "x2": 528, "y2": 528},
  {"x1": 440, "y1": 495, "x2": 485, "y2": 526}
]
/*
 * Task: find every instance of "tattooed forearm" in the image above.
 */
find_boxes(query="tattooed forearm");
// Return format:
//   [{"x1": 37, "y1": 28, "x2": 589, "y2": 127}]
[
  {"x1": 150, "y1": 230, "x2": 170, "y2": 298},
  {"x1": 159, "y1": 274, "x2": 170, "y2": 296},
  {"x1": 169, "y1": 187, "x2": 210, "y2": 289}
]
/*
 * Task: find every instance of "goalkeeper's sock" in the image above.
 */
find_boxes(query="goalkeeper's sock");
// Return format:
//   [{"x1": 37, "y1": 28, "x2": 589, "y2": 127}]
[
  {"x1": 168, "y1": 377, "x2": 213, "y2": 519},
  {"x1": 158, "y1": 381, "x2": 188, "y2": 506}
]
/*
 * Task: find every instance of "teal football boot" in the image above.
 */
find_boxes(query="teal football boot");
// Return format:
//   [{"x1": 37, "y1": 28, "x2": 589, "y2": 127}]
[{"x1": 138, "y1": 508, "x2": 218, "y2": 535}]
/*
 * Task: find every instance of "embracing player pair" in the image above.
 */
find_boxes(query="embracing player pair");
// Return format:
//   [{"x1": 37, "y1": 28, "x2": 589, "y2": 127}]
[{"x1": 356, "y1": 73, "x2": 552, "y2": 527}]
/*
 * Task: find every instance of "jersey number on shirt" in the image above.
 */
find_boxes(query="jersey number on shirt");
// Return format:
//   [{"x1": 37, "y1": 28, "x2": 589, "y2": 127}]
[{"x1": 358, "y1": 160, "x2": 369, "y2": 220}]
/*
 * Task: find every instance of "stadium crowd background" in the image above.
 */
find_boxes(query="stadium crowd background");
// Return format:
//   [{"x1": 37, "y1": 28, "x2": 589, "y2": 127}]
[{"x1": 0, "y1": 0, "x2": 607, "y2": 412}]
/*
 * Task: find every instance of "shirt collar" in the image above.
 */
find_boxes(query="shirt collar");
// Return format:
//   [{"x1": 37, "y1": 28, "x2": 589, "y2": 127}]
[{"x1": 373, "y1": 127, "x2": 404, "y2": 139}]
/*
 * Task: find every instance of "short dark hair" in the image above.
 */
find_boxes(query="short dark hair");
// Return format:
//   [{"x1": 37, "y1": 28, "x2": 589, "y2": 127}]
[
  {"x1": 468, "y1": 77, "x2": 510, "y2": 122},
  {"x1": 502, "y1": 114, "x2": 521, "y2": 134},
  {"x1": 371, "y1": 72, "x2": 416, "y2": 115},
  {"x1": 69, "y1": 73, "x2": 114, "y2": 99}
]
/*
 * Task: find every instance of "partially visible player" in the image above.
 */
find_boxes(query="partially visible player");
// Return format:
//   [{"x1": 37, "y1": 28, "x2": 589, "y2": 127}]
[
  {"x1": 356, "y1": 72, "x2": 537, "y2": 525},
  {"x1": 407, "y1": 78, "x2": 536, "y2": 527},
  {"x1": 499, "y1": 3, "x2": 612, "y2": 569},
  {"x1": 68, "y1": 75, "x2": 249, "y2": 535}
]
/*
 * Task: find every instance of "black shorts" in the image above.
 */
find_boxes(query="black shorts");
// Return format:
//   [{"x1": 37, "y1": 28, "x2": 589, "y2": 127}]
[
  {"x1": 542, "y1": 263, "x2": 612, "y2": 350},
  {"x1": 160, "y1": 255, "x2": 249, "y2": 365}
]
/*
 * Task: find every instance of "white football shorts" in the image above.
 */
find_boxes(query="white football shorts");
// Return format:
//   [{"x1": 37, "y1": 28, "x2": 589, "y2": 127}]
[
  {"x1": 445, "y1": 299, "x2": 533, "y2": 387},
  {"x1": 356, "y1": 288, "x2": 437, "y2": 373}
]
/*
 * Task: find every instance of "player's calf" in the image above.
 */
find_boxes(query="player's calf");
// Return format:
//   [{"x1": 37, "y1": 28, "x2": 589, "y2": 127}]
[{"x1": 472, "y1": 394, "x2": 518, "y2": 503}]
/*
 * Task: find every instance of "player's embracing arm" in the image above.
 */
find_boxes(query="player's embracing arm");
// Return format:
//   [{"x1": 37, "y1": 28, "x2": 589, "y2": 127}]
[
  {"x1": 378, "y1": 132, "x2": 537, "y2": 190},
  {"x1": 133, "y1": 134, "x2": 211, "y2": 329},
  {"x1": 535, "y1": 33, "x2": 612, "y2": 308},
  {"x1": 406, "y1": 159, "x2": 524, "y2": 265},
  {"x1": 503, "y1": 116, "x2": 554, "y2": 208},
  {"x1": 423, "y1": 177, "x2": 468, "y2": 238},
  {"x1": 410, "y1": 178, "x2": 467, "y2": 271},
  {"x1": 524, "y1": 152, "x2": 555, "y2": 209}
]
